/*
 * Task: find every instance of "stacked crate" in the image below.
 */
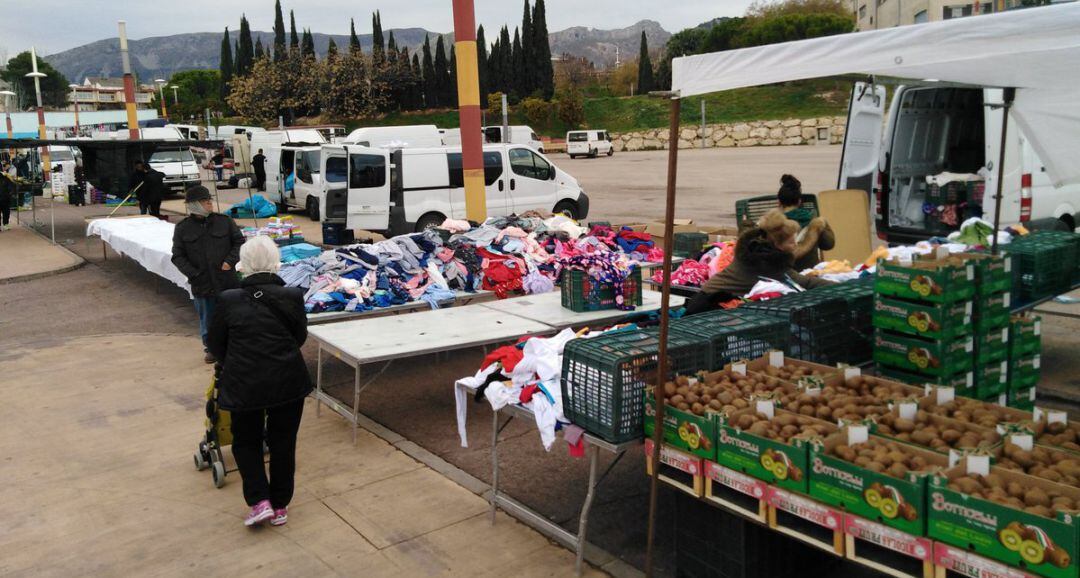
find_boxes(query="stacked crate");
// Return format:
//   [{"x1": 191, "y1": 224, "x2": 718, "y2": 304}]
[
  {"x1": 872, "y1": 253, "x2": 976, "y2": 393},
  {"x1": 809, "y1": 277, "x2": 875, "y2": 365},
  {"x1": 737, "y1": 291, "x2": 850, "y2": 366},
  {"x1": 1007, "y1": 314, "x2": 1042, "y2": 410},
  {"x1": 962, "y1": 252, "x2": 1014, "y2": 403},
  {"x1": 1008, "y1": 231, "x2": 1080, "y2": 306}
]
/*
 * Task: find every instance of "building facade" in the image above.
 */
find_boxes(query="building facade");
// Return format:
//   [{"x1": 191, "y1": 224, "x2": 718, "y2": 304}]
[
  {"x1": 854, "y1": 0, "x2": 1029, "y2": 29},
  {"x1": 67, "y1": 77, "x2": 154, "y2": 112}
]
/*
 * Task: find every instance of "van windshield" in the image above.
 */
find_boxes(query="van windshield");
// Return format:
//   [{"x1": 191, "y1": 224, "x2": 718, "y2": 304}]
[
  {"x1": 301, "y1": 151, "x2": 320, "y2": 174},
  {"x1": 568, "y1": 133, "x2": 588, "y2": 142},
  {"x1": 49, "y1": 149, "x2": 74, "y2": 161},
  {"x1": 149, "y1": 148, "x2": 195, "y2": 163}
]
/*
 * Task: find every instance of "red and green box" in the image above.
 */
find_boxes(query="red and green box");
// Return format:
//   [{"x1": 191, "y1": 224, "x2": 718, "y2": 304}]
[
  {"x1": 957, "y1": 252, "x2": 1015, "y2": 296},
  {"x1": 872, "y1": 296, "x2": 973, "y2": 340},
  {"x1": 644, "y1": 393, "x2": 717, "y2": 460},
  {"x1": 1011, "y1": 315, "x2": 1043, "y2": 358},
  {"x1": 975, "y1": 325, "x2": 1011, "y2": 365},
  {"x1": 975, "y1": 360, "x2": 1009, "y2": 400},
  {"x1": 1010, "y1": 354, "x2": 1042, "y2": 390},
  {"x1": 877, "y1": 365, "x2": 975, "y2": 394},
  {"x1": 714, "y1": 408, "x2": 833, "y2": 494},
  {"x1": 928, "y1": 462, "x2": 1080, "y2": 578},
  {"x1": 808, "y1": 431, "x2": 949, "y2": 536},
  {"x1": 975, "y1": 292, "x2": 1013, "y2": 333},
  {"x1": 874, "y1": 329, "x2": 974, "y2": 377},
  {"x1": 876, "y1": 257, "x2": 976, "y2": 303}
]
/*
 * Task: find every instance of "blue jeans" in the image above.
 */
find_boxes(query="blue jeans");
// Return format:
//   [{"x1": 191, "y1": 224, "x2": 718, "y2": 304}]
[
  {"x1": 193, "y1": 296, "x2": 217, "y2": 350},
  {"x1": 215, "y1": 167, "x2": 223, "y2": 181}
]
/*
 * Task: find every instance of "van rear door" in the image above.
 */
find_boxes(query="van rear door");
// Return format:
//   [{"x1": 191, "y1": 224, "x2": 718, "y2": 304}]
[
  {"x1": 321, "y1": 146, "x2": 348, "y2": 222},
  {"x1": 345, "y1": 146, "x2": 392, "y2": 231},
  {"x1": 838, "y1": 81, "x2": 886, "y2": 194}
]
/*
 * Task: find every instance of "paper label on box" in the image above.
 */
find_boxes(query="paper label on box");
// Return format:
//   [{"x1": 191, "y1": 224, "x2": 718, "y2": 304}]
[
  {"x1": 768, "y1": 487, "x2": 842, "y2": 530},
  {"x1": 898, "y1": 402, "x2": 917, "y2": 421},
  {"x1": 843, "y1": 515, "x2": 932, "y2": 560},
  {"x1": 937, "y1": 387, "x2": 955, "y2": 405},
  {"x1": 936, "y1": 246, "x2": 950, "y2": 259},
  {"x1": 1048, "y1": 410, "x2": 1067, "y2": 425},
  {"x1": 966, "y1": 264, "x2": 975, "y2": 280},
  {"x1": 1028, "y1": 388, "x2": 1036, "y2": 402},
  {"x1": 966, "y1": 455, "x2": 991, "y2": 476},
  {"x1": 847, "y1": 425, "x2": 869, "y2": 446},
  {"x1": 768, "y1": 351, "x2": 785, "y2": 367},
  {"x1": 948, "y1": 449, "x2": 962, "y2": 468},
  {"x1": 899, "y1": 256, "x2": 913, "y2": 266},
  {"x1": 707, "y1": 461, "x2": 767, "y2": 499},
  {"x1": 756, "y1": 400, "x2": 775, "y2": 419},
  {"x1": 998, "y1": 394, "x2": 1007, "y2": 406},
  {"x1": 1034, "y1": 407, "x2": 1044, "y2": 422},
  {"x1": 965, "y1": 339, "x2": 973, "y2": 353},
  {"x1": 933, "y1": 542, "x2": 1032, "y2": 578},
  {"x1": 844, "y1": 367, "x2": 861, "y2": 380},
  {"x1": 965, "y1": 302, "x2": 973, "y2": 315},
  {"x1": 804, "y1": 386, "x2": 821, "y2": 397},
  {"x1": 687, "y1": 377, "x2": 698, "y2": 386},
  {"x1": 1010, "y1": 434, "x2": 1033, "y2": 451},
  {"x1": 1034, "y1": 320, "x2": 1041, "y2": 336},
  {"x1": 1003, "y1": 292, "x2": 1011, "y2": 308},
  {"x1": 1001, "y1": 328, "x2": 1009, "y2": 343},
  {"x1": 966, "y1": 372, "x2": 974, "y2": 388},
  {"x1": 1034, "y1": 355, "x2": 1041, "y2": 370},
  {"x1": 732, "y1": 362, "x2": 747, "y2": 376},
  {"x1": 1004, "y1": 257, "x2": 1013, "y2": 273}
]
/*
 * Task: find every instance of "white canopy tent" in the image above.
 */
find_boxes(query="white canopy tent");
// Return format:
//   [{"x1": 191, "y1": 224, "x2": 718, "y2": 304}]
[{"x1": 671, "y1": 2, "x2": 1080, "y2": 187}]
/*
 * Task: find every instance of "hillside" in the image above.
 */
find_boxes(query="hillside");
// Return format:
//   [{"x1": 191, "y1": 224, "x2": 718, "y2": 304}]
[{"x1": 548, "y1": 20, "x2": 670, "y2": 67}]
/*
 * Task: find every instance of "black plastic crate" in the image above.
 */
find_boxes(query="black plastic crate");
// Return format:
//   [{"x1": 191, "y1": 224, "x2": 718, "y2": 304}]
[
  {"x1": 560, "y1": 268, "x2": 643, "y2": 312},
  {"x1": 670, "y1": 309, "x2": 789, "y2": 370},
  {"x1": 737, "y1": 291, "x2": 850, "y2": 365},
  {"x1": 673, "y1": 232, "x2": 709, "y2": 258},
  {"x1": 1027, "y1": 230, "x2": 1080, "y2": 282},
  {"x1": 1008, "y1": 235, "x2": 1077, "y2": 302},
  {"x1": 809, "y1": 277, "x2": 875, "y2": 365},
  {"x1": 561, "y1": 328, "x2": 708, "y2": 443}
]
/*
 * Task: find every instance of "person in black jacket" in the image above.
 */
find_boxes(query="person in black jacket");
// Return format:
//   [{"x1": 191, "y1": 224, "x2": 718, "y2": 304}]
[
  {"x1": 208, "y1": 235, "x2": 312, "y2": 528},
  {"x1": 139, "y1": 164, "x2": 167, "y2": 218},
  {"x1": 252, "y1": 149, "x2": 266, "y2": 191},
  {"x1": 0, "y1": 161, "x2": 15, "y2": 231},
  {"x1": 171, "y1": 185, "x2": 244, "y2": 363}
]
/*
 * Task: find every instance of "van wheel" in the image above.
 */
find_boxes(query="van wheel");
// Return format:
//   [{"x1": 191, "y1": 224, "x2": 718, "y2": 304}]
[
  {"x1": 306, "y1": 197, "x2": 320, "y2": 222},
  {"x1": 606, "y1": 148, "x2": 614, "y2": 157},
  {"x1": 553, "y1": 201, "x2": 580, "y2": 220},
  {"x1": 589, "y1": 148, "x2": 597, "y2": 159},
  {"x1": 1060, "y1": 214, "x2": 1076, "y2": 232},
  {"x1": 415, "y1": 212, "x2": 446, "y2": 233},
  {"x1": 569, "y1": 154, "x2": 576, "y2": 159}
]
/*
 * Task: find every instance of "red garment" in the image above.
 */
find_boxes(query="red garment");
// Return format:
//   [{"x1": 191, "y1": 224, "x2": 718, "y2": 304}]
[
  {"x1": 567, "y1": 437, "x2": 586, "y2": 457},
  {"x1": 479, "y1": 248, "x2": 527, "y2": 299},
  {"x1": 520, "y1": 384, "x2": 540, "y2": 403},
  {"x1": 618, "y1": 230, "x2": 652, "y2": 242},
  {"x1": 481, "y1": 344, "x2": 525, "y2": 372}
]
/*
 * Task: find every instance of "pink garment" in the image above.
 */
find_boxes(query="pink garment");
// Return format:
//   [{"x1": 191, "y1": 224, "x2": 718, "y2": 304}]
[
  {"x1": 440, "y1": 218, "x2": 472, "y2": 233},
  {"x1": 437, "y1": 248, "x2": 457, "y2": 262},
  {"x1": 651, "y1": 259, "x2": 711, "y2": 287},
  {"x1": 644, "y1": 247, "x2": 665, "y2": 263},
  {"x1": 496, "y1": 226, "x2": 529, "y2": 242}
]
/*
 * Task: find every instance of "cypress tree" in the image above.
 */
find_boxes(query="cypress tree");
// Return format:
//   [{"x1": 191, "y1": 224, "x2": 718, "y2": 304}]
[
  {"x1": 637, "y1": 31, "x2": 655, "y2": 95},
  {"x1": 487, "y1": 36, "x2": 501, "y2": 97},
  {"x1": 372, "y1": 11, "x2": 385, "y2": 66},
  {"x1": 219, "y1": 27, "x2": 233, "y2": 101},
  {"x1": 302, "y1": 29, "x2": 315, "y2": 59},
  {"x1": 289, "y1": 10, "x2": 299, "y2": 52},
  {"x1": 520, "y1": 0, "x2": 533, "y2": 96},
  {"x1": 411, "y1": 53, "x2": 423, "y2": 109},
  {"x1": 421, "y1": 36, "x2": 436, "y2": 108},
  {"x1": 532, "y1": 0, "x2": 554, "y2": 99},
  {"x1": 387, "y1": 30, "x2": 397, "y2": 53},
  {"x1": 476, "y1": 25, "x2": 489, "y2": 108},
  {"x1": 498, "y1": 26, "x2": 512, "y2": 96},
  {"x1": 349, "y1": 19, "x2": 361, "y2": 53},
  {"x1": 273, "y1": 0, "x2": 286, "y2": 62},
  {"x1": 449, "y1": 44, "x2": 458, "y2": 106},
  {"x1": 434, "y1": 36, "x2": 449, "y2": 107},
  {"x1": 255, "y1": 37, "x2": 265, "y2": 60},
  {"x1": 326, "y1": 38, "x2": 338, "y2": 60},
  {"x1": 237, "y1": 16, "x2": 254, "y2": 75},
  {"x1": 510, "y1": 27, "x2": 523, "y2": 100}
]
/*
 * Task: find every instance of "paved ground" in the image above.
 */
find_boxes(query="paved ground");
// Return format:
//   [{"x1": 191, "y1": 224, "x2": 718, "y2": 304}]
[
  {"x1": 4, "y1": 145, "x2": 1079, "y2": 577},
  {"x1": 0, "y1": 224, "x2": 83, "y2": 282}
]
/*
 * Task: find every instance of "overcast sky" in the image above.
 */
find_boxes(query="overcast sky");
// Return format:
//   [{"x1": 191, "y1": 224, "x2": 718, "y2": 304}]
[{"x1": 0, "y1": 0, "x2": 753, "y2": 56}]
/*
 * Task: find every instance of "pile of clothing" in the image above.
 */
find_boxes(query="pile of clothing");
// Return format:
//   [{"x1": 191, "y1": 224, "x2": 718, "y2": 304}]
[{"x1": 651, "y1": 241, "x2": 735, "y2": 287}]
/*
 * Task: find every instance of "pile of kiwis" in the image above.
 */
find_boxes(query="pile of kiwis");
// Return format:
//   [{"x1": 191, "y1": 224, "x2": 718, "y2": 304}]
[
  {"x1": 774, "y1": 388, "x2": 891, "y2": 423},
  {"x1": 1034, "y1": 420, "x2": 1080, "y2": 452},
  {"x1": 659, "y1": 374, "x2": 753, "y2": 417},
  {"x1": 730, "y1": 411, "x2": 835, "y2": 444},
  {"x1": 994, "y1": 441, "x2": 1080, "y2": 487},
  {"x1": 945, "y1": 472, "x2": 1077, "y2": 520},
  {"x1": 919, "y1": 397, "x2": 1016, "y2": 429},
  {"x1": 759, "y1": 361, "x2": 835, "y2": 382},
  {"x1": 843, "y1": 374, "x2": 919, "y2": 401},
  {"x1": 875, "y1": 411, "x2": 998, "y2": 452},
  {"x1": 829, "y1": 437, "x2": 938, "y2": 480}
]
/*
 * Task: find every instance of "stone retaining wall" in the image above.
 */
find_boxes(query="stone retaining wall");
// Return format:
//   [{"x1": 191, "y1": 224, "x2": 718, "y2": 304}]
[{"x1": 610, "y1": 115, "x2": 847, "y2": 152}]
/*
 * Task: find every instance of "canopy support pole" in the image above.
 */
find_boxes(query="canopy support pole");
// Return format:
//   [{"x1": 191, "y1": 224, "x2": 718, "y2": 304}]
[
  {"x1": 645, "y1": 93, "x2": 681, "y2": 577},
  {"x1": 991, "y1": 88, "x2": 1015, "y2": 255}
]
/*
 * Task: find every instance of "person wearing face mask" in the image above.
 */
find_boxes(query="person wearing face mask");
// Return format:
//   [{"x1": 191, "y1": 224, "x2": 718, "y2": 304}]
[
  {"x1": 171, "y1": 185, "x2": 245, "y2": 363},
  {"x1": 686, "y1": 209, "x2": 834, "y2": 314}
]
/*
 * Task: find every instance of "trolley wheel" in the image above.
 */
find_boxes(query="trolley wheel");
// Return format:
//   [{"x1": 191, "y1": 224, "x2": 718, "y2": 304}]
[
  {"x1": 211, "y1": 462, "x2": 226, "y2": 488},
  {"x1": 194, "y1": 451, "x2": 208, "y2": 471}
]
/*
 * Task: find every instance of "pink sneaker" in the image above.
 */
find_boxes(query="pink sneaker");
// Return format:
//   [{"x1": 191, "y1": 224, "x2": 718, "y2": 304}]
[
  {"x1": 269, "y1": 507, "x2": 288, "y2": 526},
  {"x1": 244, "y1": 500, "x2": 274, "y2": 527}
]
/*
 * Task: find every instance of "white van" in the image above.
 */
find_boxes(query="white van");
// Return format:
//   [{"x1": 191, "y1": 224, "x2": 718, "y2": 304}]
[
  {"x1": 248, "y1": 128, "x2": 327, "y2": 215},
  {"x1": 342, "y1": 124, "x2": 444, "y2": 148},
  {"x1": 839, "y1": 82, "x2": 1080, "y2": 243},
  {"x1": 319, "y1": 143, "x2": 589, "y2": 235},
  {"x1": 482, "y1": 125, "x2": 544, "y2": 153},
  {"x1": 212, "y1": 125, "x2": 266, "y2": 140},
  {"x1": 148, "y1": 146, "x2": 201, "y2": 194},
  {"x1": 44, "y1": 146, "x2": 77, "y2": 184},
  {"x1": 166, "y1": 124, "x2": 201, "y2": 140},
  {"x1": 566, "y1": 130, "x2": 613, "y2": 159}
]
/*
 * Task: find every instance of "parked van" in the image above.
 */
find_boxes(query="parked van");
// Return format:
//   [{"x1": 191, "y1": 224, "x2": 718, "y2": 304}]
[
  {"x1": 566, "y1": 130, "x2": 613, "y2": 159},
  {"x1": 439, "y1": 128, "x2": 461, "y2": 146},
  {"x1": 319, "y1": 143, "x2": 588, "y2": 235},
  {"x1": 212, "y1": 125, "x2": 266, "y2": 140},
  {"x1": 148, "y1": 146, "x2": 201, "y2": 194},
  {"x1": 166, "y1": 124, "x2": 201, "y2": 140},
  {"x1": 839, "y1": 82, "x2": 1080, "y2": 243},
  {"x1": 249, "y1": 128, "x2": 327, "y2": 215},
  {"x1": 482, "y1": 125, "x2": 544, "y2": 153},
  {"x1": 342, "y1": 124, "x2": 443, "y2": 148},
  {"x1": 44, "y1": 146, "x2": 77, "y2": 184}
]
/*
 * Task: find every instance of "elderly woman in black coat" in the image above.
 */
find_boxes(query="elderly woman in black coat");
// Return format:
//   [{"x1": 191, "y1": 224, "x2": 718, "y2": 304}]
[{"x1": 208, "y1": 235, "x2": 312, "y2": 528}]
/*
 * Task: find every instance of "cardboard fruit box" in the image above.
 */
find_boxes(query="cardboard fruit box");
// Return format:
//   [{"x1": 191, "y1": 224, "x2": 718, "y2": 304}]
[
  {"x1": 875, "y1": 255, "x2": 976, "y2": 303},
  {"x1": 976, "y1": 360, "x2": 1010, "y2": 400},
  {"x1": 976, "y1": 292, "x2": 1014, "y2": 333},
  {"x1": 1030, "y1": 409, "x2": 1080, "y2": 455},
  {"x1": 874, "y1": 329, "x2": 975, "y2": 377},
  {"x1": 1011, "y1": 354, "x2": 1043, "y2": 390},
  {"x1": 877, "y1": 365, "x2": 976, "y2": 393},
  {"x1": 872, "y1": 295, "x2": 973, "y2": 340},
  {"x1": 976, "y1": 325, "x2": 1012, "y2": 365},
  {"x1": 1012, "y1": 316, "x2": 1043, "y2": 358},
  {"x1": 1009, "y1": 387, "x2": 1038, "y2": 411},
  {"x1": 643, "y1": 393, "x2": 717, "y2": 461},
  {"x1": 740, "y1": 352, "x2": 843, "y2": 387},
  {"x1": 928, "y1": 458, "x2": 1080, "y2": 578},
  {"x1": 957, "y1": 252, "x2": 1015, "y2": 296},
  {"x1": 714, "y1": 407, "x2": 835, "y2": 494},
  {"x1": 808, "y1": 427, "x2": 950, "y2": 536},
  {"x1": 874, "y1": 408, "x2": 1001, "y2": 457}
]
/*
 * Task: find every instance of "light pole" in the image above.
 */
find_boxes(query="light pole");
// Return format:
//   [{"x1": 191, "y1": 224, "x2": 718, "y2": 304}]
[
  {"x1": 170, "y1": 85, "x2": 179, "y2": 106},
  {"x1": 118, "y1": 21, "x2": 139, "y2": 139},
  {"x1": 155, "y1": 78, "x2": 168, "y2": 119},
  {"x1": 26, "y1": 46, "x2": 50, "y2": 182},
  {"x1": 0, "y1": 90, "x2": 14, "y2": 139},
  {"x1": 69, "y1": 84, "x2": 81, "y2": 136}
]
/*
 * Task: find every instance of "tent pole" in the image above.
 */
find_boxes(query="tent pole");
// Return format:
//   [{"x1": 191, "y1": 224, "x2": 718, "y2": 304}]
[
  {"x1": 645, "y1": 93, "x2": 681, "y2": 577},
  {"x1": 991, "y1": 87, "x2": 1015, "y2": 255}
]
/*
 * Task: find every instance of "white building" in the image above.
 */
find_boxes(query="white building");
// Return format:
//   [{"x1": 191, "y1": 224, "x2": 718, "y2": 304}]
[
  {"x1": 68, "y1": 77, "x2": 154, "y2": 112},
  {"x1": 853, "y1": 0, "x2": 1030, "y2": 30}
]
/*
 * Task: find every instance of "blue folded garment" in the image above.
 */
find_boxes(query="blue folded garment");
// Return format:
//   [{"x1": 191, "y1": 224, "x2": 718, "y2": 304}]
[{"x1": 279, "y1": 243, "x2": 322, "y2": 263}]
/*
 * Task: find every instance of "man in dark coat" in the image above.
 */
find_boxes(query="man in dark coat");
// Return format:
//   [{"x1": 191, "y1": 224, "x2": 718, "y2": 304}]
[
  {"x1": 252, "y1": 148, "x2": 267, "y2": 191},
  {"x1": 138, "y1": 164, "x2": 167, "y2": 218},
  {"x1": 0, "y1": 161, "x2": 15, "y2": 231},
  {"x1": 171, "y1": 185, "x2": 245, "y2": 363}
]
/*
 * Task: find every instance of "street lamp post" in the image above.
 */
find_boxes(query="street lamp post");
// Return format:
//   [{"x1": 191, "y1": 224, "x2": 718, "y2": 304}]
[
  {"x1": 170, "y1": 85, "x2": 179, "y2": 106},
  {"x1": 69, "y1": 84, "x2": 81, "y2": 136},
  {"x1": 155, "y1": 78, "x2": 168, "y2": 120},
  {"x1": 0, "y1": 90, "x2": 14, "y2": 139},
  {"x1": 26, "y1": 46, "x2": 50, "y2": 183}
]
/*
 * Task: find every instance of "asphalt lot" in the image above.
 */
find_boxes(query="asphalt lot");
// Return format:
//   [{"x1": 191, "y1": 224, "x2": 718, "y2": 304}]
[{"x1": 4, "y1": 145, "x2": 1078, "y2": 577}]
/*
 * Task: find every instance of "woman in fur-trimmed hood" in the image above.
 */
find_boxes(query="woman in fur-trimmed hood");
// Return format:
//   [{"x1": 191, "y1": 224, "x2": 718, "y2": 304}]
[{"x1": 686, "y1": 209, "x2": 834, "y2": 314}]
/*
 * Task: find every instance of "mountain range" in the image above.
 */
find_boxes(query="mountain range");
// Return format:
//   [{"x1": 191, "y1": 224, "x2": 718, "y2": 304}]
[{"x1": 43, "y1": 21, "x2": 671, "y2": 83}]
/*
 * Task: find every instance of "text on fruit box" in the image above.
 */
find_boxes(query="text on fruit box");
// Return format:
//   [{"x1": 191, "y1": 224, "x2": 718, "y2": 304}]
[
  {"x1": 933, "y1": 542, "x2": 1036, "y2": 578},
  {"x1": 843, "y1": 514, "x2": 932, "y2": 560},
  {"x1": 767, "y1": 486, "x2": 842, "y2": 530},
  {"x1": 705, "y1": 461, "x2": 767, "y2": 500},
  {"x1": 645, "y1": 439, "x2": 701, "y2": 476}
]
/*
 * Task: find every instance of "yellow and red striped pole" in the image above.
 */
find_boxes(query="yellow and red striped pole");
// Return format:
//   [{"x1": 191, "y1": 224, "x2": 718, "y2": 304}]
[
  {"x1": 452, "y1": 0, "x2": 486, "y2": 222},
  {"x1": 118, "y1": 21, "x2": 140, "y2": 140}
]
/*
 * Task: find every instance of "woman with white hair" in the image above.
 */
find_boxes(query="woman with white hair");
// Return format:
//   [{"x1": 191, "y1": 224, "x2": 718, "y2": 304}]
[{"x1": 207, "y1": 235, "x2": 312, "y2": 528}]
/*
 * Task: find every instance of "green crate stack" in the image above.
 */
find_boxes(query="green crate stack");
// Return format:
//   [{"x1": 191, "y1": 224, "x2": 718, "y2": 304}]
[
  {"x1": 669, "y1": 309, "x2": 789, "y2": 370},
  {"x1": 1028, "y1": 229, "x2": 1080, "y2": 284},
  {"x1": 1007, "y1": 314, "x2": 1042, "y2": 411},
  {"x1": 873, "y1": 256, "x2": 976, "y2": 392},
  {"x1": 954, "y1": 252, "x2": 1013, "y2": 405},
  {"x1": 560, "y1": 327, "x2": 709, "y2": 443},
  {"x1": 808, "y1": 276, "x2": 875, "y2": 365},
  {"x1": 672, "y1": 232, "x2": 709, "y2": 258},
  {"x1": 560, "y1": 268, "x2": 643, "y2": 312},
  {"x1": 737, "y1": 291, "x2": 850, "y2": 366},
  {"x1": 1008, "y1": 232, "x2": 1079, "y2": 304}
]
